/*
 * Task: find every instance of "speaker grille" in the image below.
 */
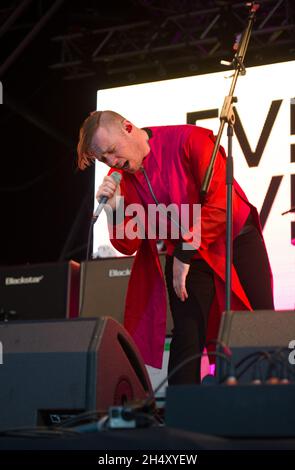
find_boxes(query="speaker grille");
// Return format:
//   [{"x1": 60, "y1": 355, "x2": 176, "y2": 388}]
[{"x1": 219, "y1": 310, "x2": 295, "y2": 347}]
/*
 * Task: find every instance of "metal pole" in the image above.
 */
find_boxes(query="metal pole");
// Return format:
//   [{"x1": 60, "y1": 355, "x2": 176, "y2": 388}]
[
  {"x1": 0, "y1": 0, "x2": 64, "y2": 78},
  {"x1": 0, "y1": 0, "x2": 33, "y2": 39}
]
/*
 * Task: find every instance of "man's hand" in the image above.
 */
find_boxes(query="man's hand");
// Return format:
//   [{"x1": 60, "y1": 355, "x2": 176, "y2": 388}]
[
  {"x1": 173, "y1": 257, "x2": 190, "y2": 302},
  {"x1": 96, "y1": 175, "x2": 121, "y2": 211}
]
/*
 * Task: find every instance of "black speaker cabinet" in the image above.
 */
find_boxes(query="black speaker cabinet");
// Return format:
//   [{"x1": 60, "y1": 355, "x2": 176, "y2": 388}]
[
  {"x1": 166, "y1": 383, "x2": 295, "y2": 437},
  {"x1": 216, "y1": 310, "x2": 295, "y2": 383},
  {"x1": 79, "y1": 254, "x2": 174, "y2": 335},
  {"x1": 0, "y1": 261, "x2": 80, "y2": 321},
  {"x1": 0, "y1": 317, "x2": 153, "y2": 430}
]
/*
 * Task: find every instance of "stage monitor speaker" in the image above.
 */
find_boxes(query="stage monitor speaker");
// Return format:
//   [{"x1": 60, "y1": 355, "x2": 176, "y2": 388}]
[
  {"x1": 0, "y1": 261, "x2": 80, "y2": 321},
  {"x1": 216, "y1": 309, "x2": 295, "y2": 383},
  {"x1": 79, "y1": 254, "x2": 174, "y2": 335},
  {"x1": 0, "y1": 317, "x2": 153, "y2": 431}
]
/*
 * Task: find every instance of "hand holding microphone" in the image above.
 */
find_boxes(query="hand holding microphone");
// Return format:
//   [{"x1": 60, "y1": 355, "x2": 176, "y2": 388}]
[{"x1": 93, "y1": 171, "x2": 122, "y2": 220}]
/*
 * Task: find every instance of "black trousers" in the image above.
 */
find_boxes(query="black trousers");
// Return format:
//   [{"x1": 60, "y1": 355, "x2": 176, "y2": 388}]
[{"x1": 164, "y1": 226, "x2": 274, "y2": 385}]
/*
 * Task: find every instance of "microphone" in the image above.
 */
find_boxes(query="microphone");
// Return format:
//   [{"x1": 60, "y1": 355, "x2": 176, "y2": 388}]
[{"x1": 92, "y1": 171, "x2": 122, "y2": 221}]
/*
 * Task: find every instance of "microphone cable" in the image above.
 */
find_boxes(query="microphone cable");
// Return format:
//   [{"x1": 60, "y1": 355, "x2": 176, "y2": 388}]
[
  {"x1": 78, "y1": 216, "x2": 95, "y2": 318},
  {"x1": 79, "y1": 172, "x2": 121, "y2": 317}
]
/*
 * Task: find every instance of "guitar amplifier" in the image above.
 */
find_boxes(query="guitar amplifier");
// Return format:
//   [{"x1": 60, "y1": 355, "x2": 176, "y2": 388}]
[
  {"x1": 0, "y1": 261, "x2": 80, "y2": 321},
  {"x1": 79, "y1": 254, "x2": 174, "y2": 335}
]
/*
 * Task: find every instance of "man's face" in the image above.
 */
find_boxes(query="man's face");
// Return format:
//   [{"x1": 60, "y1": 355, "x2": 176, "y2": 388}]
[{"x1": 91, "y1": 120, "x2": 149, "y2": 173}]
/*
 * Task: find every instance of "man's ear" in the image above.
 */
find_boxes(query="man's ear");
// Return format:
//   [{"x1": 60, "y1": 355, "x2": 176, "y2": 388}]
[{"x1": 123, "y1": 120, "x2": 133, "y2": 134}]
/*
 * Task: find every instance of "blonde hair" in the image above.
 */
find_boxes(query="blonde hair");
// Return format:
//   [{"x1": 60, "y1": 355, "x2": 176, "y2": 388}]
[{"x1": 77, "y1": 110, "x2": 125, "y2": 170}]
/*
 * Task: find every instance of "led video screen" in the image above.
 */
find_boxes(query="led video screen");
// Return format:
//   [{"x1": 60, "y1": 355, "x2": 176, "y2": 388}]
[{"x1": 94, "y1": 60, "x2": 295, "y2": 309}]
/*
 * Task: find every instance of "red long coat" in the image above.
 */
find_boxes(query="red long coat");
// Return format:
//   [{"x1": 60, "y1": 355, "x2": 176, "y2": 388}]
[{"x1": 107, "y1": 125, "x2": 265, "y2": 368}]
